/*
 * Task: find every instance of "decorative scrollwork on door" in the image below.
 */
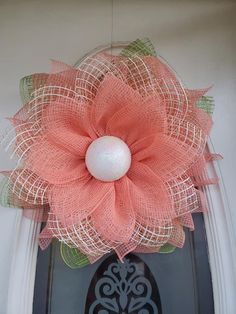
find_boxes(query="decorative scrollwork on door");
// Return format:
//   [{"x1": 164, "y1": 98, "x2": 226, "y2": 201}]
[{"x1": 85, "y1": 254, "x2": 162, "y2": 314}]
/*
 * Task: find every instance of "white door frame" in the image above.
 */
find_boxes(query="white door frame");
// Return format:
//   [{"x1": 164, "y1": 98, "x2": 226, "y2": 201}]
[
  {"x1": 203, "y1": 141, "x2": 236, "y2": 314},
  {"x1": 6, "y1": 211, "x2": 41, "y2": 314}
]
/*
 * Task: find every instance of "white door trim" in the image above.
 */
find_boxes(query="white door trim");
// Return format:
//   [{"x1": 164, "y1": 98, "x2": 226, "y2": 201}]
[
  {"x1": 6, "y1": 211, "x2": 41, "y2": 314},
  {"x1": 203, "y1": 141, "x2": 236, "y2": 314}
]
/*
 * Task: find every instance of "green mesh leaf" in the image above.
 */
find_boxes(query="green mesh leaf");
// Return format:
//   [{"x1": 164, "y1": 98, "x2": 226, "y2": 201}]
[
  {"x1": 0, "y1": 177, "x2": 13, "y2": 208},
  {"x1": 196, "y1": 96, "x2": 215, "y2": 115},
  {"x1": 0, "y1": 175, "x2": 40, "y2": 209},
  {"x1": 19, "y1": 73, "x2": 49, "y2": 104},
  {"x1": 0, "y1": 176, "x2": 28, "y2": 209},
  {"x1": 120, "y1": 38, "x2": 156, "y2": 58},
  {"x1": 20, "y1": 75, "x2": 34, "y2": 104},
  {"x1": 159, "y1": 243, "x2": 176, "y2": 253},
  {"x1": 60, "y1": 242, "x2": 90, "y2": 269}
]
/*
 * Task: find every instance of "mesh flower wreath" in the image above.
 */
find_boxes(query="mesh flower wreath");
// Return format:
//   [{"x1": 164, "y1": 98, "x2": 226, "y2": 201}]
[{"x1": 1, "y1": 39, "x2": 221, "y2": 268}]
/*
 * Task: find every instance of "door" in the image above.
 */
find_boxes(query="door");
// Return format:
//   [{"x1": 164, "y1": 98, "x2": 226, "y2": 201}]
[{"x1": 33, "y1": 214, "x2": 214, "y2": 314}]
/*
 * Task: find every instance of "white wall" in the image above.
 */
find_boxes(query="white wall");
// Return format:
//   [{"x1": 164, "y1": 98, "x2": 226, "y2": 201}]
[{"x1": 0, "y1": 1, "x2": 235, "y2": 313}]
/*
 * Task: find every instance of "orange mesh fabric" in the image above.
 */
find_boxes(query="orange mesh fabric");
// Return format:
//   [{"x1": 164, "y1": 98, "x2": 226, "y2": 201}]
[{"x1": 1, "y1": 46, "x2": 217, "y2": 264}]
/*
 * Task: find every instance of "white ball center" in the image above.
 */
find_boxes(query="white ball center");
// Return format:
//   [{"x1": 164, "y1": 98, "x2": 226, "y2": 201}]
[{"x1": 85, "y1": 136, "x2": 131, "y2": 182}]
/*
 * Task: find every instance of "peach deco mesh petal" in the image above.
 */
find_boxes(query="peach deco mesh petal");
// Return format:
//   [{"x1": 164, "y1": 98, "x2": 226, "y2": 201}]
[{"x1": 0, "y1": 38, "x2": 221, "y2": 268}]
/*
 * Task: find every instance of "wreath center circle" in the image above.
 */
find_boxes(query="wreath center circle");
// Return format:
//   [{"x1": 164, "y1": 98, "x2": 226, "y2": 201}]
[{"x1": 85, "y1": 135, "x2": 132, "y2": 182}]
